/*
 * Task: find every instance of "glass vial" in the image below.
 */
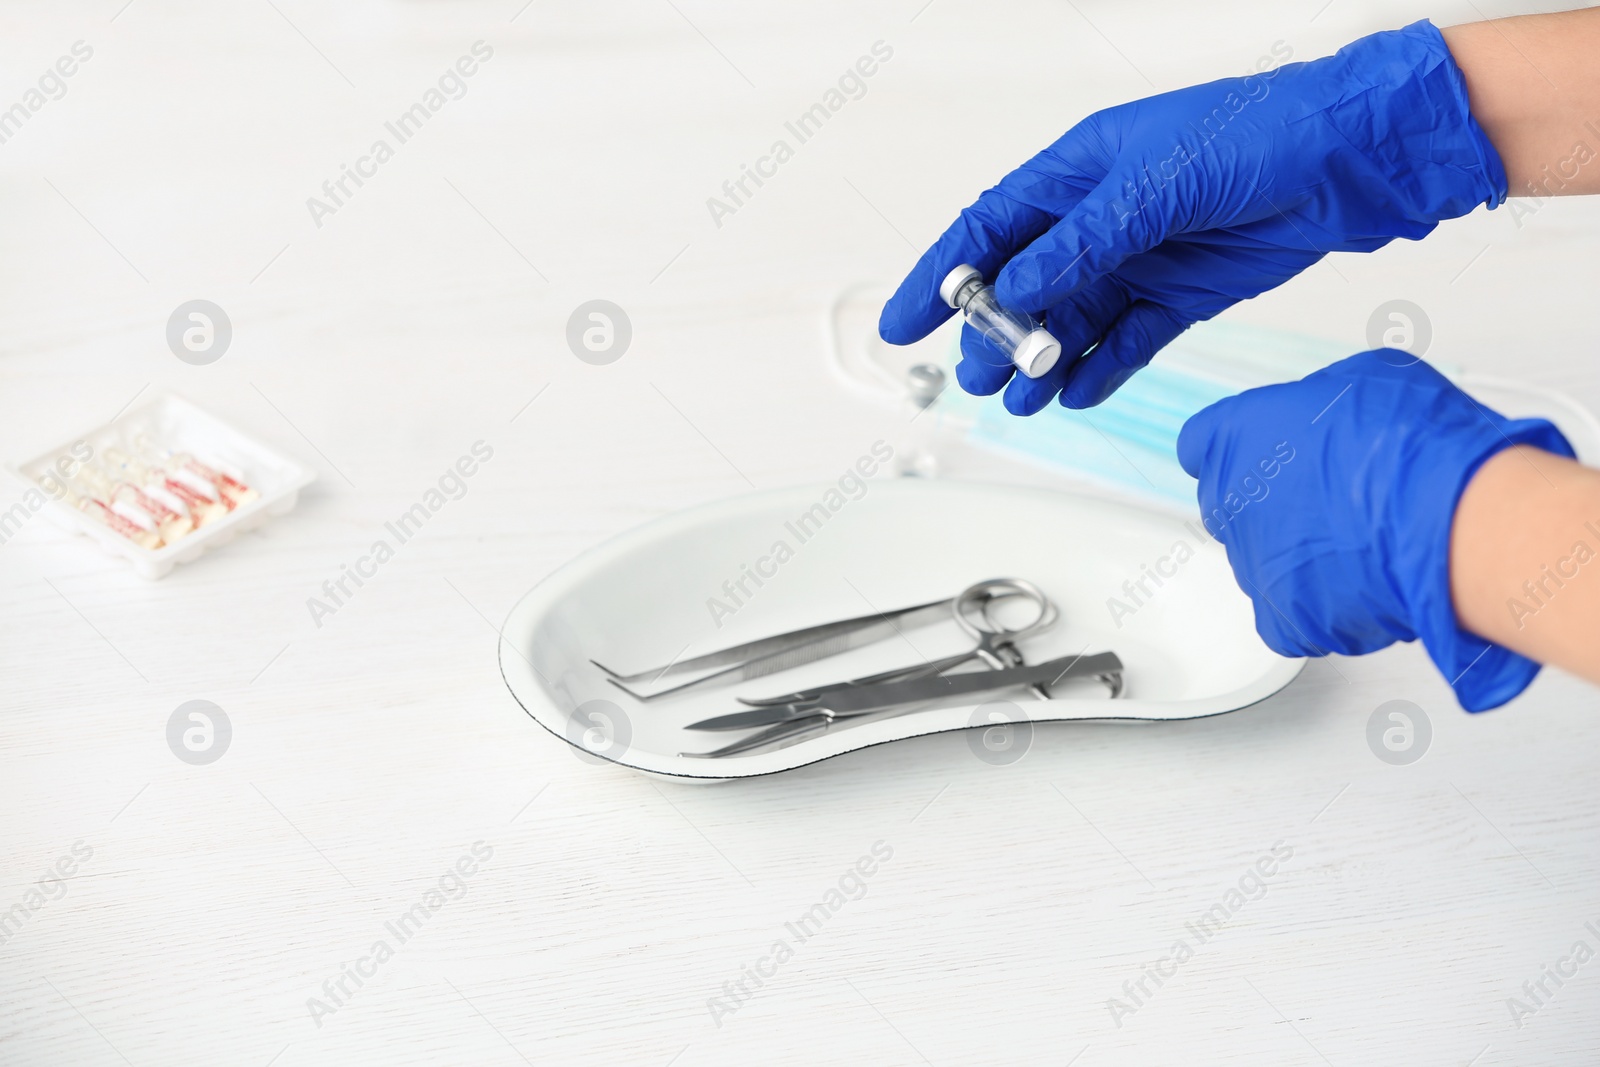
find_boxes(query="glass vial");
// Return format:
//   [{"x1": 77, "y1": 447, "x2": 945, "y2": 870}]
[{"x1": 940, "y1": 264, "x2": 1061, "y2": 378}]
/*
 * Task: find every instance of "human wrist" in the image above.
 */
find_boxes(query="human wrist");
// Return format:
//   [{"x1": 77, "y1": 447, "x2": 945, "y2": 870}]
[
  {"x1": 1401, "y1": 413, "x2": 1573, "y2": 710},
  {"x1": 1441, "y1": 9, "x2": 1600, "y2": 198},
  {"x1": 1451, "y1": 448, "x2": 1549, "y2": 645},
  {"x1": 1324, "y1": 20, "x2": 1507, "y2": 223},
  {"x1": 1452, "y1": 446, "x2": 1600, "y2": 683}
]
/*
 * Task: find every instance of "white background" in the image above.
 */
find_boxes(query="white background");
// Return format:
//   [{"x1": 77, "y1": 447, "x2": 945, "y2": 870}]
[{"x1": 2, "y1": 0, "x2": 1599, "y2": 1063}]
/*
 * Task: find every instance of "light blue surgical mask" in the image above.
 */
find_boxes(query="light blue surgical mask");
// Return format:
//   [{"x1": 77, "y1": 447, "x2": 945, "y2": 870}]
[{"x1": 949, "y1": 320, "x2": 1359, "y2": 509}]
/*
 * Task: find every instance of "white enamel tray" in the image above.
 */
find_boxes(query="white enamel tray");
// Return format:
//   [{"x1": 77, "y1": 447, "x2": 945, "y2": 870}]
[{"x1": 499, "y1": 480, "x2": 1303, "y2": 780}]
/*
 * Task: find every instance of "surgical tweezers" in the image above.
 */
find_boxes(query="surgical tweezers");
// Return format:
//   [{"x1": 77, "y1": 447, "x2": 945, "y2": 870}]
[
  {"x1": 593, "y1": 579, "x2": 1044, "y2": 702},
  {"x1": 680, "y1": 651, "x2": 1124, "y2": 758},
  {"x1": 592, "y1": 598, "x2": 954, "y2": 701}
]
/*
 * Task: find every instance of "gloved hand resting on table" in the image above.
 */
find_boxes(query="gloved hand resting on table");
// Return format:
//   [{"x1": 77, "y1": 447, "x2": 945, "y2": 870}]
[
  {"x1": 878, "y1": 20, "x2": 1506, "y2": 415},
  {"x1": 1175, "y1": 351, "x2": 1574, "y2": 711}
]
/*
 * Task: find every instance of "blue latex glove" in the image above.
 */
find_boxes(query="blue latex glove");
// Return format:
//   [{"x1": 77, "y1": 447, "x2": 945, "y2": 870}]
[
  {"x1": 1176, "y1": 351, "x2": 1575, "y2": 711},
  {"x1": 879, "y1": 21, "x2": 1506, "y2": 415}
]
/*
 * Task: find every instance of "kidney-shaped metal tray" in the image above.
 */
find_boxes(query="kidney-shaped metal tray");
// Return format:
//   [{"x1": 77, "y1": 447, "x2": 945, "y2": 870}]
[{"x1": 499, "y1": 479, "x2": 1303, "y2": 781}]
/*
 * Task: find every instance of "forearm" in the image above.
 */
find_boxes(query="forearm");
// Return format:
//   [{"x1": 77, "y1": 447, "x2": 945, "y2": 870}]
[
  {"x1": 1443, "y1": 9, "x2": 1600, "y2": 197},
  {"x1": 1451, "y1": 445, "x2": 1600, "y2": 682}
]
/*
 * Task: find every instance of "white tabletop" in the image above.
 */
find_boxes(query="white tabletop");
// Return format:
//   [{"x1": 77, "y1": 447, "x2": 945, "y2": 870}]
[{"x1": 4, "y1": 1, "x2": 1599, "y2": 1063}]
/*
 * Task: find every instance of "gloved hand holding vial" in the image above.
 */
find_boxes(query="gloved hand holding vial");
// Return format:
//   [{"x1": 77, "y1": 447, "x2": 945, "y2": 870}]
[{"x1": 874, "y1": 9, "x2": 1600, "y2": 705}]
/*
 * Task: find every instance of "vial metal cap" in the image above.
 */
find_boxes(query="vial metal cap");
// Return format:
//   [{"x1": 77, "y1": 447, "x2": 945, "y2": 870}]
[
  {"x1": 939, "y1": 264, "x2": 983, "y2": 309},
  {"x1": 1014, "y1": 329, "x2": 1062, "y2": 379}
]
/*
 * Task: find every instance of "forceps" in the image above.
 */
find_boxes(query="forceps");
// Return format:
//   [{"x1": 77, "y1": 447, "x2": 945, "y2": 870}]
[
  {"x1": 679, "y1": 651, "x2": 1125, "y2": 759},
  {"x1": 716, "y1": 577, "x2": 1061, "y2": 719},
  {"x1": 593, "y1": 578, "x2": 1045, "y2": 702}
]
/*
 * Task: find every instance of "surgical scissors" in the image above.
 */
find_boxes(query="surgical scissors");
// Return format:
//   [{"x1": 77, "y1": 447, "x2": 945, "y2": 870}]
[
  {"x1": 593, "y1": 578, "x2": 1048, "y2": 702},
  {"x1": 679, "y1": 650, "x2": 1125, "y2": 758}
]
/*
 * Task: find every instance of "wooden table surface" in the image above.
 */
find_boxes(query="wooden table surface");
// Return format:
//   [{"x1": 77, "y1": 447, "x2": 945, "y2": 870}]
[{"x1": 3, "y1": 1, "x2": 1598, "y2": 1063}]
